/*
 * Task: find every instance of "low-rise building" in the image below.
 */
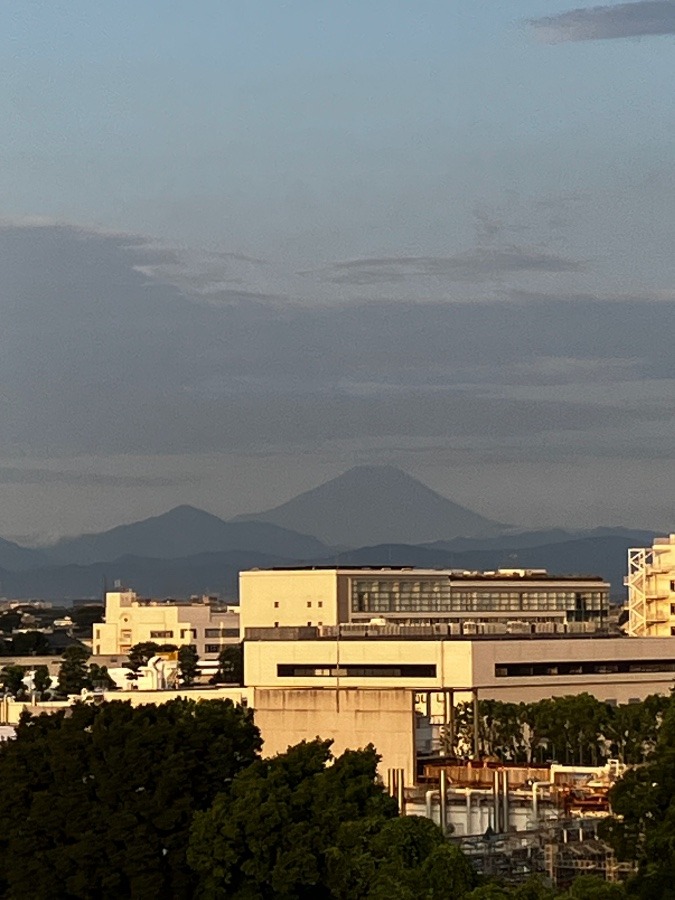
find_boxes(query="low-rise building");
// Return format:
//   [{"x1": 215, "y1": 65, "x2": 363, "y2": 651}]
[
  {"x1": 240, "y1": 566, "x2": 611, "y2": 634},
  {"x1": 93, "y1": 590, "x2": 239, "y2": 661},
  {"x1": 627, "y1": 534, "x2": 675, "y2": 637}
]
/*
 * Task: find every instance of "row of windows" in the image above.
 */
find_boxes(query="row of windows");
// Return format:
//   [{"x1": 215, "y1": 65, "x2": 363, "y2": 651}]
[
  {"x1": 273, "y1": 601, "x2": 324, "y2": 609},
  {"x1": 495, "y1": 659, "x2": 675, "y2": 678},
  {"x1": 352, "y1": 587, "x2": 609, "y2": 615},
  {"x1": 277, "y1": 664, "x2": 437, "y2": 679},
  {"x1": 148, "y1": 628, "x2": 238, "y2": 640}
]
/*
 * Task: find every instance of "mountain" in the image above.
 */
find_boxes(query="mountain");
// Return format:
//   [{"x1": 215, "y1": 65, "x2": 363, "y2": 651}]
[
  {"x1": 0, "y1": 534, "x2": 639, "y2": 601},
  {"x1": 233, "y1": 465, "x2": 506, "y2": 547},
  {"x1": 0, "y1": 537, "x2": 48, "y2": 572},
  {"x1": 0, "y1": 549, "x2": 290, "y2": 602},
  {"x1": 422, "y1": 526, "x2": 658, "y2": 553},
  {"x1": 45, "y1": 505, "x2": 327, "y2": 566},
  {"x1": 317, "y1": 534, "x2": 641, "y2": 600}
]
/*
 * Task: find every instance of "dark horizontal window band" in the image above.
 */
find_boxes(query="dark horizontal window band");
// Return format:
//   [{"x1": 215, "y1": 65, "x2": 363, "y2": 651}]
[
  {"x1": 277, "y1": 664, "x2": 437, "y2": 678},
  {"x1": 495, "y1": 659, "x2": 675, "y2": 678}
]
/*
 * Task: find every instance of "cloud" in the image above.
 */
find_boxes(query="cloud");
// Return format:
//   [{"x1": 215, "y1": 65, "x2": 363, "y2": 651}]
[
  {"x1": 312, "y1": 247, "x2": 583, "y2": 285},
  {"x1": 0, "y1": 467, "x2": 197, "y2": 487},
  {"x1": 0, "y1": 221, "x2": 673, "y2": 467},
  {"x1": 530, "y1": 1, "x2": 675, "y2": 43}
]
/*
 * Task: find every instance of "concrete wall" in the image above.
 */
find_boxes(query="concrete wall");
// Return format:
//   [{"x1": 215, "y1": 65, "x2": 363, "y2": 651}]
[
  {"x1": 240, "y1": 570, "x2": 339, "y2": 632},
  {"x1": 252, "y1": 686, "x2": 416, "y2": 783},
  {"x1": 245, "y1": 634, "x2": 675, "y2": 702}
]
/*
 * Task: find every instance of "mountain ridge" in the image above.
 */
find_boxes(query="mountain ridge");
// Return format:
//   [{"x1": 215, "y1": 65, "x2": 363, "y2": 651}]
[{"x1": 233, "y1": 464, "x2": 507, "y2": 547}]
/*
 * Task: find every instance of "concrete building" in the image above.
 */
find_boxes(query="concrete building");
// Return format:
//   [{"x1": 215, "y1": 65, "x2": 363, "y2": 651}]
[
  {"x1": 627, "y1": 534, "x2": 675, "y2": 637},
  {"x1": 240, "y1": 567, "x2": 611, "y2": 635},
  {"x1": 244, "y1": 625, "x2": 675, "y2": 783},
  {"x1": 93, "y1": 590, "x2": 239, "y2": 662}
]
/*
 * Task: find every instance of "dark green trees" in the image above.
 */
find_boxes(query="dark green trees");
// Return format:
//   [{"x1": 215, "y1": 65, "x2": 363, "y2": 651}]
[
  {"x1": 214, "y1": 643, "x2": 243, "y2": 684},
  {"x1": 56, "y1": 645, "x2": 91, "y2": 694},
  {"x1": 188, "y1": 738, "x2": 478, "y2": 899},
  {"x1": 0, "y1": 698, "x2": 261, "y2": 899},
  {"x1": 601, "y1": 691, "x2": 675, "y2": 898},
  {"x1": 177, "y1": 644, "x2": 200, "y2": 686}
]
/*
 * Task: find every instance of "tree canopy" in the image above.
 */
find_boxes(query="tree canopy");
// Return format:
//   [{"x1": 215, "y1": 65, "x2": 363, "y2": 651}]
[{"x1": 0, "y1": 698, "x2": 261, "y2": 899}]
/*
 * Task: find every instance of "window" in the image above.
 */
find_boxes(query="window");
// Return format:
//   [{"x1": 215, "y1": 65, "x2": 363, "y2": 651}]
[
  {"x1": 277, "y1": 664, "x2": 437, "y2": 679},
  {"x1": 274, "y1": 622, "x2": 279, "y2": 628},
  {"x1": 274, "y1": 601, "x2": 279, "y2": 608},
  {"x1": 180, "y1": 629, "x2": 197, "y2": 639},
  {"x1": 150, "y1": 630, "x2": 174, "y2": 639},
  {"x1": 205, "y1": 628, "x2": 239, "y2": 638},
  {"x1": 205, "y1": 644, "x2": 222, "y2": 654},
  {"x1": 318, "y1": 601, "x2": 323, "y2": 608},
  {"x1": 495, "y1": 659, "x2": 675, "y2": 677},
  {"x1": 307, "y1": 602, "x2": 312, "y2": 608},
  {"x1": 671, "y1": 581, "x2": 675, "y2": 592}
]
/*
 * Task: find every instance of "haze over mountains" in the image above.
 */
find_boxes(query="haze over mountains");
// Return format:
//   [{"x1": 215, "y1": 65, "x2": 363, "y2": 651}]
[{"x1": 0, "y1": 466, "x2": 659, "y2": 601}]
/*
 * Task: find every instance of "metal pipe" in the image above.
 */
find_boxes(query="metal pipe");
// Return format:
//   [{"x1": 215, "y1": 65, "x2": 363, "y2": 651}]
[
  {"x1": 425, "y1": 790, "x2": 436, "y2": 821},
  {"x1": 502, "y1": 769, "x2": 509, "y2": 834},
  {"x1": 397, "y1": 769, "x2": 405, "y2": 813},
  {"x1": 493, "y1": 770, "x2": 501, "y2": 832},
  {"x1": 531, "y1": 781, "x2": 549, "y2": 820},
  {"x1": 439, "y1": 769, "x2": 448, "y2": 835},
  {"x1": 448, "y1": 689, "x2": 455, "y2": 751}
]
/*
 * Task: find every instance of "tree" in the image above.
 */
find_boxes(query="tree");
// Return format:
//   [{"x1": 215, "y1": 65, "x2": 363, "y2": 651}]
[
  {"x1": 127, "y1": 641, "x2": 177, "y2": 671},
  {"x1": 0, "y1": 698, "x2": 260, "y2": 899},
  {"x1": 214, "y1": 643, "x2": 243, "y2": 684},
  {"x1": 0, "y1": 611, "x2": 22, "y2": 634},
  {"x1": 188, "y1": 738, "x2": 402, "y2": 899},
  {"x1": 87, "y1": 662, "x2": 115, "y2": 691},
  {"x1": 177, "y1": 644, "x2": 200, "y2": 686},
  {"x1": 11, "y1": 630, "x2": 51, "y2": 656},
  {"x1": 601, "y1": 690, "x2": 675, "y2": 898},
  {"x1": 0, "y1": 664, "x2": 26, "y2": 697},
  {"x1": 56, "y1": 645, "x2": 91, "y2": 695},
  {"x1": 71, "y1": 605, "x2": 104, "y2": 631},
  {"x1": 32, "y1": 664, "x2": 52, "y2": 698}
]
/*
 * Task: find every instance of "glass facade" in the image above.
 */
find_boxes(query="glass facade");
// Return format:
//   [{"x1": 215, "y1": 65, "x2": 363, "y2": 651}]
[{"x1": 351, "y1": 578, "x2": 608, "y2": 622}]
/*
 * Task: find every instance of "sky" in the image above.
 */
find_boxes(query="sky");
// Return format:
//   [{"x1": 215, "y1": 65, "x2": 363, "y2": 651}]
[{"x1": 1, "y1": 0, "x2": 674, "y2": 540}]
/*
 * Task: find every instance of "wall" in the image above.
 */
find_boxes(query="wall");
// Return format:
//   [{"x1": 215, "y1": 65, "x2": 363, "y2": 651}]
[
  {"x1": 252, "y1": 686, "x2": 416, "y2": 783},
  {"x1": 240, "y1": 570, "x2": 339, "y2": 633}
]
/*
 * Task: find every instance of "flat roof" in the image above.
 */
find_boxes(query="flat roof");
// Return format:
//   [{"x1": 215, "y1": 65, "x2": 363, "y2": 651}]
[{"x1": 247, "y1": 566, "x2": 607, "y2": 583}]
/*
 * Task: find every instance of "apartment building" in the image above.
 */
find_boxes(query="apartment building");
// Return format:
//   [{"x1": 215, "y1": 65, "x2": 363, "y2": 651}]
[
  {"x1": 627, "y1": 534, "x2": 675, "y2": 637},
  {"x1": 93, "y1": 590, "x2": 239, "y2": 661}
]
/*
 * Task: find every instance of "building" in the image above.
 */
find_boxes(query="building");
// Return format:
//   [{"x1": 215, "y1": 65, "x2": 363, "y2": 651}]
[
  {"x1": 240, "y1": 567, "x2": 611, "y2": 635},
  {"x1": 93, "y1": 590, "x2": 239, "y2": 662},
  {"x1": 626, "y1": 534, "x2": 675, "y2": 637}
]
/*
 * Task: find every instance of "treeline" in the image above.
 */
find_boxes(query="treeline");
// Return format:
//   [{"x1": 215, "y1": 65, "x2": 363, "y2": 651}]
[
  {"x1": 0, "y1": 697, "x2": 635, "y2": 900},
  {"x1": 448, "y1": 694, "x2": 669, "y2": 766},
  {"x1": 0, "y1": 641, "x2": 243, "y2": 700}
]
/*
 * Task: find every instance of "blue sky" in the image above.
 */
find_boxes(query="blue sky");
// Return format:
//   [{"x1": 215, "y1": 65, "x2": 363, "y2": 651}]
[{"x1": 0, "y1": 1, "x2": 674, "y2": 537}]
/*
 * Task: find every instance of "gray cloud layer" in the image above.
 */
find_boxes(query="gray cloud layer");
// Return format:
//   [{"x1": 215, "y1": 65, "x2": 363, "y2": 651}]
[
  {"x1": 531, "y1": 0, "x2": 675, "y2": 43},
  {"x1": 312, "y1": 247, "x2": 582, "y2": 285},
  {"x1": 0, "y1": 223, "x2": 673, "y2": 468}
]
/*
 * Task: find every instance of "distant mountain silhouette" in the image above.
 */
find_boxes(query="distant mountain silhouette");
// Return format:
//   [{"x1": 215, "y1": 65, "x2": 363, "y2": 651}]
[
  {"x1": 0, "y1": 534, "x2": 642, "y2": 601},
  {"x1": 423, "y1": 526, "x2": 658, "y2": 553},
  {"x1": 311, "y1": 534, "x2": 645, "y2": 601},
  {"x1": 233, "y1": 465, "x2": 506, "y2": 547},
  {"x1": 44, "y1": 505, "x2": 327, "y2": 566},
  {"x1": 0, "y1": 537, "x2": 48, "y2": 572}
]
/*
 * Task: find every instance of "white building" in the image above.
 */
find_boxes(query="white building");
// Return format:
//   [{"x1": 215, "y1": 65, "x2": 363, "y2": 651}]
[
  {"x1": 93, "y1": 590, "x2": 239, "y2": 661},
  {"x1": 627, "y1": 534, "x2": 675, "y2": 637},
  {"x1": 240, "y1": 567, "x2": 611, "y2": 635}
]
